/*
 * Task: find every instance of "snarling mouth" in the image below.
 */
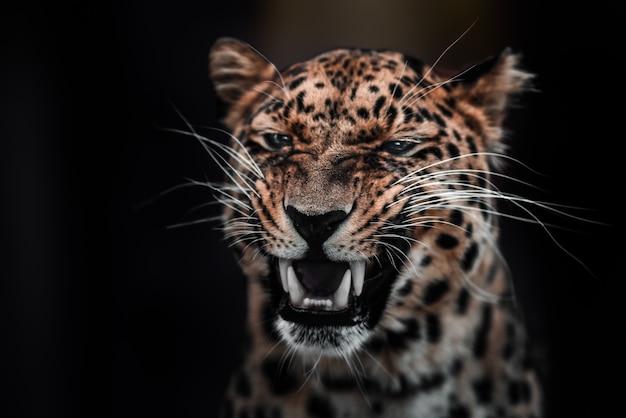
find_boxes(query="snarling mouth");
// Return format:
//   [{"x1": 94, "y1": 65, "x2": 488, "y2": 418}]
[
  {"x1": 278, "y1": 258, "x2": 366, "y2": 312},
  {"x1": 273, "y1": 254, "x2": 399, "y2": 329}
]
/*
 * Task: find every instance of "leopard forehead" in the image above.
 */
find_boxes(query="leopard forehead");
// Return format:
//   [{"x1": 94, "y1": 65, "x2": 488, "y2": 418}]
[{"x1": 248, "y1": 49, "x2": 448, "y2": 146}]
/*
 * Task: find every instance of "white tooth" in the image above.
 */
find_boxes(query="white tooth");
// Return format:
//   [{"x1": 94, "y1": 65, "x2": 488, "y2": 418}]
[
  {"x1": 333, "y1": 269, "x2": 352, "y2": 310},
  {"x1": 350, "y1": 260, "x2": 366, "y2": 296},
  {"x1": 278, "y1": 259, "x2": 290, "y2": 293},
  {"x1": 304, "y1": 297, "x2": 333, "y2": 309},
  {"x1": 287, "y1": 265, "x2": 305, "y2": 306}
]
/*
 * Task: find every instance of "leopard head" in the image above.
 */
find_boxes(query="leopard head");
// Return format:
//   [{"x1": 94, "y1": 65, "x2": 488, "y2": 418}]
[{"x1": 208, "y1": 38, "x2": 531, "y2": 358}]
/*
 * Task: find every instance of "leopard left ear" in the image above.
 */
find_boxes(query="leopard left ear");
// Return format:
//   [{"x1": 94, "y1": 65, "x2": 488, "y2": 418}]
[
  {"x1": 456, "y1": 48, "x2": 534, "y2": 128},
  {"x1": 209, "y1": 38, "x2": 277, "y2": 130}
]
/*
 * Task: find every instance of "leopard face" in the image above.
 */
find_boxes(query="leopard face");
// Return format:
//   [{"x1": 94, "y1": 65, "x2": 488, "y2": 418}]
[{"x1": 209, "y1": 38, "x2": 531, "y2": 359}]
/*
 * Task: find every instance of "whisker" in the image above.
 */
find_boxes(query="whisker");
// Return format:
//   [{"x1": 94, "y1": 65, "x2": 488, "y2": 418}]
[
  {"x1": 133, "y1": 178, "x2": 211, "y2": 211},
  {"x1": 164, "y1": 124, "x2": 261, "y2": 197},
  {"x1": 398, "y1": 18, "x2": 478, "y2": 109},
  {"x1": 244, "y1": 41, "x2": 291, "y2": 102},
  {"x1": 167, "y1": 217, "x2": 219, "y2": 229}
]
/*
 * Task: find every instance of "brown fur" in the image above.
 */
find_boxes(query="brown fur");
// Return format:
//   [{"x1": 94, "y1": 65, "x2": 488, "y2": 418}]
[{"x1": 209, "y1": 37, "x2": 540, "y2": 417}]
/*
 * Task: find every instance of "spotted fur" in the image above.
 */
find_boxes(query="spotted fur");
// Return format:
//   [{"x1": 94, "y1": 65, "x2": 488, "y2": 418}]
[{"x1": 208, "y1": 37, "x2": 541, "y2": 417}]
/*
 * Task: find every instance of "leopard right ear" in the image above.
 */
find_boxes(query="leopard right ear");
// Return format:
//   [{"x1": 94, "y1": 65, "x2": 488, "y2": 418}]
[{"x1": 209, "y1": 38, "x2": 276, "y2": 127}]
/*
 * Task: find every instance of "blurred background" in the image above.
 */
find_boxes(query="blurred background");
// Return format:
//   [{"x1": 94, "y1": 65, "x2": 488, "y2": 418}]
[{"x1": 1, "y1": 1, "x2": 623, "y2": 417}]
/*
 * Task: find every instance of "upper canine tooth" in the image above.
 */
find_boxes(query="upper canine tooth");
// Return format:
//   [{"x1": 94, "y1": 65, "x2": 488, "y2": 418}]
[
  {"x1": 287, "y1": 265, "x2": 305, "y2": 306},
  {"x1": 333, "y1": 269, "x2": 351, "y2": 310},
  {"x1": 350, "y1": 260, "x2": 366, "y2": 296},
  {"x1": 278, "y1": 259, "x2": 290, "y2": 293}
]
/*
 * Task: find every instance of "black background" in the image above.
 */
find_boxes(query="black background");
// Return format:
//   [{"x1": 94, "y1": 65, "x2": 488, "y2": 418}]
[{"x1": 2, "y1": 1, "x2": 624, "y2": 417}]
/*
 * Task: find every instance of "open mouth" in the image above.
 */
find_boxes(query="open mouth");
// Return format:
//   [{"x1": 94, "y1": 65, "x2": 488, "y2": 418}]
[
  {"x1": 272, "y1": 239, "x2": 408, "y2": 328},
  {"x1": 278, "y1": 258, "x2": 366, "y2": 312}
]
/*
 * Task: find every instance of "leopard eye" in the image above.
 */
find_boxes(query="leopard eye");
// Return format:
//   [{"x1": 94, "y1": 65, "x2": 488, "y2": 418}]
[
  {"x1": 263, "y1": 133, "x2": 293, "y2": 150},
  {"x1": 380, "y1": 139, "x2": 418, "y2": 156}
]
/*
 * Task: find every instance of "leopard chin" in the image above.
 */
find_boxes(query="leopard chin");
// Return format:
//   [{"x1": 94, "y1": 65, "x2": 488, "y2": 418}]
[{"x1": 270, "y1": 254, "x2": 401, "y2": 355}]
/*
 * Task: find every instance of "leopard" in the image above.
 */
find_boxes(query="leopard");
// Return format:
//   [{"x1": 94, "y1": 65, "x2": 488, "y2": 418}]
[{"x1": 206, "y1": 37, "x2": 542, "y2": 417}]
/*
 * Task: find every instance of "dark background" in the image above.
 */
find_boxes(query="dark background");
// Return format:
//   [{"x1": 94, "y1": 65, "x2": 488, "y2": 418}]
[{"x1": 2, "y1": 1, "x2": 624, "y2": 417}]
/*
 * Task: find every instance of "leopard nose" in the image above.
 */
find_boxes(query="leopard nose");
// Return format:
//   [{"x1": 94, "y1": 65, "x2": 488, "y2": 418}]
[{"x1": 286, "y1": 206, "x2": 348, "y2": 249}]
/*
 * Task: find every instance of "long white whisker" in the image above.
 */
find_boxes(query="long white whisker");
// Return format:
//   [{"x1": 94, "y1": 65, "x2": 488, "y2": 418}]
[
  {"x1": 398, "y1": 18, "x2": 478, "y2": 108},
  {"x1": 424, "y1": 18, "x2": 478, "y2": 83},
  {"x1": 244, "y1": 41, "x2": 291, "y2": 102},
  {"x1": 165, "y1": 125, "x2": 261, "y2": 194},
  {"x1": 197, "y1": 126, "x2": 264, "y2": 179}
]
